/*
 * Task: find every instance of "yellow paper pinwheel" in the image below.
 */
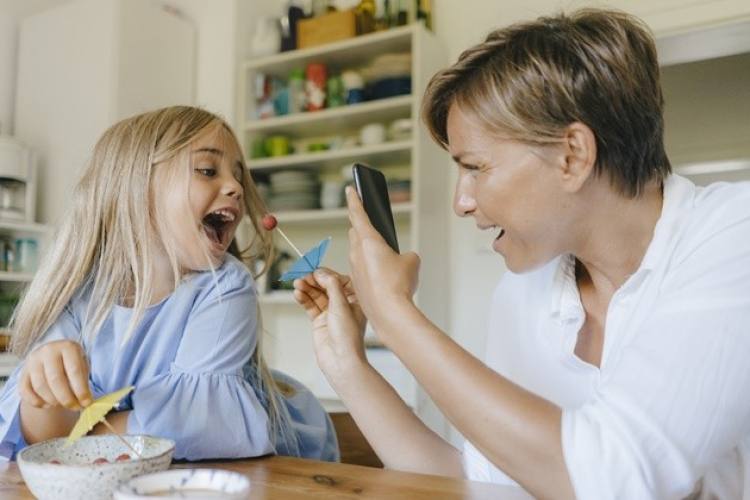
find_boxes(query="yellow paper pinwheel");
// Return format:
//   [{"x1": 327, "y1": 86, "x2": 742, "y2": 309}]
[{"x1": 66, "y1": 386, "x2": 134, "y2": 447}]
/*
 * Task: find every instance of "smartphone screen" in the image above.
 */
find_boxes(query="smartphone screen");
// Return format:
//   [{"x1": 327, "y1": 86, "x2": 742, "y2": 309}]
[{"x1": 352, "y1": 163, "x2": 400, "y2": 252}]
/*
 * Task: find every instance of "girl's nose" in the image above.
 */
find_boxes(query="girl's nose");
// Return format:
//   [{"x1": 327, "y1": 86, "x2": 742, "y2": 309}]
[{"x1": 223, "y1": 174, "x2": 243, "y2": 199}]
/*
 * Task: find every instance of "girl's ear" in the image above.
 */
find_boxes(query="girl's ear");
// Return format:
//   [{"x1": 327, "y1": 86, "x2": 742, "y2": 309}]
[{"x1": 558, "y1": 122, "x2": 597, "y2": 193}]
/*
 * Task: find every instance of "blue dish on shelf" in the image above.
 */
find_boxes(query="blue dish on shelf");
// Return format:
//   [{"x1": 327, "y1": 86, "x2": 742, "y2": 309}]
[{"x1": 369, "y1": 77, "x2": 412, "y2": 100}]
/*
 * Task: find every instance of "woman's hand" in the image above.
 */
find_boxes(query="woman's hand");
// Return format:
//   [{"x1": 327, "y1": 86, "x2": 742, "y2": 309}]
[
  {"x1": 18, "y1": 339, "x2": 93, "y2": 411},
  {"x1": 293, "y1": 268, "x2": 368, "y2": 379},
  {"x1": 345, "y1": 186, "x2": 420, "y2": 332}
]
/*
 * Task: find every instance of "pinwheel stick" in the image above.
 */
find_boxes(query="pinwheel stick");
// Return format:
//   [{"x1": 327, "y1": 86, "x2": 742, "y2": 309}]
[
  {"x1": 262, "y1": 214, "x2": 303, "y2": 258},
  {"x1": 275, "y1": 227, "x2": 304, "y2": 258},
  {"x1": 100, "y1": 419, "x2": 143, "y2": 459}
]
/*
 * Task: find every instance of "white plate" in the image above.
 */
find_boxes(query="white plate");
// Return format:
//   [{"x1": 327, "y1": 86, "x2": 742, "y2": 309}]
[{"x1": 113, "y1": 468, "x2": 251, "y2": 499}]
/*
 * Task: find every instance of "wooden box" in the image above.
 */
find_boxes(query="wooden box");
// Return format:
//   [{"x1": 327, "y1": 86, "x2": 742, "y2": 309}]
[{"x1": 298, "y1": 9, "x2": 356, "y2": 49}]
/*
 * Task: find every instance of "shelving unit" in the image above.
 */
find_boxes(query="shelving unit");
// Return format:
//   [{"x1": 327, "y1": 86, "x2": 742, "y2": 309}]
[
  {"x1": 238, "y1": 23, "x2": 450, "y2": 435},
  {"x1": 0, "y1": 220, "x2": 50, "y2": 387}
]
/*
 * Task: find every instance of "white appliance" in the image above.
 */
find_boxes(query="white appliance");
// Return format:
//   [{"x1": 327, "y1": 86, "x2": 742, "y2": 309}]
[{"x1": 0, "y1": 136, "x2": 37, "y2": 222}]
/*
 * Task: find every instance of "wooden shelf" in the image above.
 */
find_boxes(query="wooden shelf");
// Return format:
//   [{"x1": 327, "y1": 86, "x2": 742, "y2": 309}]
[
  {"x1": 0, "y1": 221, "x2": 48, "y2": 234},
  {"x1": 242, "y1": 95, "x2": 413, "y2": 138},
  {"x1": 242, "y1": 24, "x2": 415, "y2": 76},
  {"x1": 271, "y1": 203, "x2": 411, "y2": 226},
  {"x1": 247, "y1": 140, "x2": 412, "y2": 174}
]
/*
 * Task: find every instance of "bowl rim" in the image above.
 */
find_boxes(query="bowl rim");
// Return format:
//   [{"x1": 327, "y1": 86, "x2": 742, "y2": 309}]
[
  {"x1": 113, "y1": 468, "x2": 252, "y2": 497},
  {"x1": 18, "y1": 434, "x2": 176, "y2": 467}
]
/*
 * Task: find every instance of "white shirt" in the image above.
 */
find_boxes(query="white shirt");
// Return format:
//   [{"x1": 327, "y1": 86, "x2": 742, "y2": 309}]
[{"x1": 463, "y1": 175, "x2": 750, "y2": 499}]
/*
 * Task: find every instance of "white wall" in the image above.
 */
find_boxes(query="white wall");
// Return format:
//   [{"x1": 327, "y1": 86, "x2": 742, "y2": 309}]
[{"x1": 0, "y1": 0, "x2": 72, "y2": 135}]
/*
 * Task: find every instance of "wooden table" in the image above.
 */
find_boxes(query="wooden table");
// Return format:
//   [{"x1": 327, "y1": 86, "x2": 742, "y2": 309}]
[{"x1": 0, "y1": 455, "x2": 531, "y2": 499}]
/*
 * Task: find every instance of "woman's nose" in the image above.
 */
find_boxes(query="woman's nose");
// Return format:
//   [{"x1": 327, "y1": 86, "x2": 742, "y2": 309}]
[{"x1": 453, "y1": 177, "x2": 475, "y2": 217}]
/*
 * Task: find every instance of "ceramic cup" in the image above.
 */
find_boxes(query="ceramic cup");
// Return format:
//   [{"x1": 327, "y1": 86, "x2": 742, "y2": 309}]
[
  {"x1": 320, "y1": 181, "x2": 343, "y2": 209},
  {"x1": 359, "y1": 123, "x2": 386, "y2": 146},
  {"x1": 265, "y1": 136, "x2": 291, "y2": 157}
]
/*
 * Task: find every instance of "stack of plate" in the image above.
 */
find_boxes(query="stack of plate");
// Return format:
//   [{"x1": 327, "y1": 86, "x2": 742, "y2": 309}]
[
  {"x1": 268, "y1": 170, "x2": 320, "y2": 211},
  {"x1": 387, "y1": 179, "x2": 411, "y2": 203}
]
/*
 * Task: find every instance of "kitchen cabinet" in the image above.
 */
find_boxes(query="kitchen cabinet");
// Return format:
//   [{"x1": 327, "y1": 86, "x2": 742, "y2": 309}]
[
  {"x1": 0, "y1": 220, "x2": 50, "y2": 387},
  {"x1": 238, "y1": 24, "x2": 450, "y2": 435},
  {"x1": 658, "y1": 18, "x2": 750, "y2": 185}
]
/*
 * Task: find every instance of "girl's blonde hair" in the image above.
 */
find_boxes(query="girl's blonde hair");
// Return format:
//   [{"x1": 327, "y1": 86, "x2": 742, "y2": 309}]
[{"x1": 10, "y1": 105, "x2": 297, "y2": 452}]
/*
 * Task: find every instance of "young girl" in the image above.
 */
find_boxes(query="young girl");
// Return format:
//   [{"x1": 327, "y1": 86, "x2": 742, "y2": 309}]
[{"x1": 0, "y1": 106, "x2": 338, "y2": 462}]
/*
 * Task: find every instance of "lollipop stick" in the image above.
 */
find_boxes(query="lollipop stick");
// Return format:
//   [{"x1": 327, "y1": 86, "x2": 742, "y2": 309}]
[
  {"x1": 101, "y1": 418, "x2": 143, "y2": 459},
  {"x1": 275, "y1": 227, "x2": 304, "y2": 258}
]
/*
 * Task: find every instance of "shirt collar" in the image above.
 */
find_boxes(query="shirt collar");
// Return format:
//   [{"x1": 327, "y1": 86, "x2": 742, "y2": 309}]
[
  {"x1": 639, "y1": 174, "x2": 697, "y2": 272},
  {"x1": 550, "y1": 254, "x2": 583, "y2": 323},
  {"x1": 548, "y1": 174, "x2": 697, "y2": 319}
]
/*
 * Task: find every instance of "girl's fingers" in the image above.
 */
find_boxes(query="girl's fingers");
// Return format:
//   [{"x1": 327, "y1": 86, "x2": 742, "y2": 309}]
[
  {"x1": 62, "y1": 348, "x2": 92, "y2": 407},
  {"x1": 43, "y1": 354, "x2": 79, "y2": 410},
  {"x1": 18, "y1": 368, "x2": 46, "y2": 408}
]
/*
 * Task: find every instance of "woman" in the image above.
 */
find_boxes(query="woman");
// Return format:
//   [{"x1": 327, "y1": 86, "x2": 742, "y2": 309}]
[{"x1": 294, "y1": 8, "x2": 750, "y2": 499}]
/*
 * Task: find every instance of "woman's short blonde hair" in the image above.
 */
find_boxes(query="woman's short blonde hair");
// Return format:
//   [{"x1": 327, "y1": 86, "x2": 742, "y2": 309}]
[{"x1": 422, "y1": 8, "x2": 671, "y2": 198}]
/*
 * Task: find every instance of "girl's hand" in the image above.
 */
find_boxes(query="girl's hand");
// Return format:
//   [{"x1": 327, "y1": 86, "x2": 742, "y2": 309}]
[
  {"x1": 345, "y1": 186, "x2": 420, "y2": 331},
  {"x1": 18, "y1": 340, "x2": 93, "y2": 410},
  {"x1": 293, "y1": 268, "x2": 368, "y2": 379}
]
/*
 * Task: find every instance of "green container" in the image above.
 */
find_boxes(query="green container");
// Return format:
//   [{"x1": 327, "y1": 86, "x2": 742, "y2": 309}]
[{"x1": 0, "y1": 294, "x2": 20, "y2": 329}]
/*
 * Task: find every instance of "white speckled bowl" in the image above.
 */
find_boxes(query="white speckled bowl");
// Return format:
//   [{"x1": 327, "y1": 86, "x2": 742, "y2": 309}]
[
  {"x1": 113, "y1": 468, "x2": 251, "y2": 499},
  {"x1": 18, "y1": 435, "x2": 175, "y2": 500}
]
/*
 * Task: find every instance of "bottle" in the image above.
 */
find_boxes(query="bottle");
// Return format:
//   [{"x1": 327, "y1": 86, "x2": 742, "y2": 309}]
[
  {"x1": 15, "y1": 238, "x2": 38, "y2": 273},
  {"x1": 250, "y1": 16, "x2": 281, "y2": 58},
  {"x1": 288, "y1": 69, "x2": 306, "y2": 114},
  {"x1": 326, "y1": 74, "x2": 345, "y2": 108},
  {"x1": 415, "y1": 0, "x2": 431, "y2": 30},
  {"x1": 3, "y1": 242, "x2": 14, "y2": 273},
  {"x1": 305, "y1": 63, "x2": 328, "y2": 112},
  {"x1": 341, "y1": 70, "x2": 365, "y2": 105},
  {"x1": 280, "y1": 1, "x2": 306, "y2": 52},
  {"x1": 355, "y1": 0, "x2": 376, "y2": 34},
  {"x1": 394, "y1": 0, "x2": 408, "y2": 26}
]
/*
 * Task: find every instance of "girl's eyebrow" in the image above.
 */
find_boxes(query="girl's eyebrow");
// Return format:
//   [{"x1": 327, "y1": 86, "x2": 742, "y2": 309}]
[{"x1": 194, "y1": 147, "x2": 223, "y2": 156}]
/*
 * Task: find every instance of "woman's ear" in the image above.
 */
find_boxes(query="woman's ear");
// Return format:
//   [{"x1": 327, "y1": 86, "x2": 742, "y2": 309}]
[{"x1": 559, "y1": 122, "x2": 597, "y2": 193}]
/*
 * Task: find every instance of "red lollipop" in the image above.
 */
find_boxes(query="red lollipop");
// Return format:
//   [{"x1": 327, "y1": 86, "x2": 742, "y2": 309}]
[
  {"x1": 262, "y1": 213, "x2": 302, "y2": 257},
  {"x1": 261, "y1": 214, "x2": 277, "y2": 231}
]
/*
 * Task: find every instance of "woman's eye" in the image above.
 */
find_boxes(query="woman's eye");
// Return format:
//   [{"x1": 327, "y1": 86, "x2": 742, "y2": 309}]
[{"x1": 460, "y1": 163, "x2": 480, "y2": 173}]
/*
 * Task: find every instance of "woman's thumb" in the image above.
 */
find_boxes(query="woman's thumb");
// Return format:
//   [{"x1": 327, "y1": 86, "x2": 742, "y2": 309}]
[{"x1": 314, "y1": 270, "x2": 348, "y2": 308}]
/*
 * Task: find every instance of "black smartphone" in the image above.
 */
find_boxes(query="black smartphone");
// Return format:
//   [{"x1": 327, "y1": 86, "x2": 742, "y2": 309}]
[{"x1": 352, "y1": 163, "x2": 400, "y2": 252}]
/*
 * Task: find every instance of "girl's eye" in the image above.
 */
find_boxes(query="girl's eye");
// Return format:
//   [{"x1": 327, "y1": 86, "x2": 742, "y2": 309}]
[{"x1": 196, "y1": 167, "x2": 216, "y2": 177}]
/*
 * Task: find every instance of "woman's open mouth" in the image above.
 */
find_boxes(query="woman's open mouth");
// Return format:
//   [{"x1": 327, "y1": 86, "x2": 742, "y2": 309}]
[{"x1": 202, "y1": 209, "x2": 237, "y2": 247}]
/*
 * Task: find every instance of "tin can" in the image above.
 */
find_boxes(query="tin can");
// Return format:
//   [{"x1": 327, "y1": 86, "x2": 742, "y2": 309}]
[
  {"x1": 15, "y1": 238, "x2": 38, "y2": 273},
  {"x1": 305, "y1": 63, "x2": 328, "y2": 112}
]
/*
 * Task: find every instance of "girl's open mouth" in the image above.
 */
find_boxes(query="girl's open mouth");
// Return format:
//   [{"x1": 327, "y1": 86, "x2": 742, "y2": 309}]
[{"x1": 202, "y1": 210, "x2": 236, "y2": 246}]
